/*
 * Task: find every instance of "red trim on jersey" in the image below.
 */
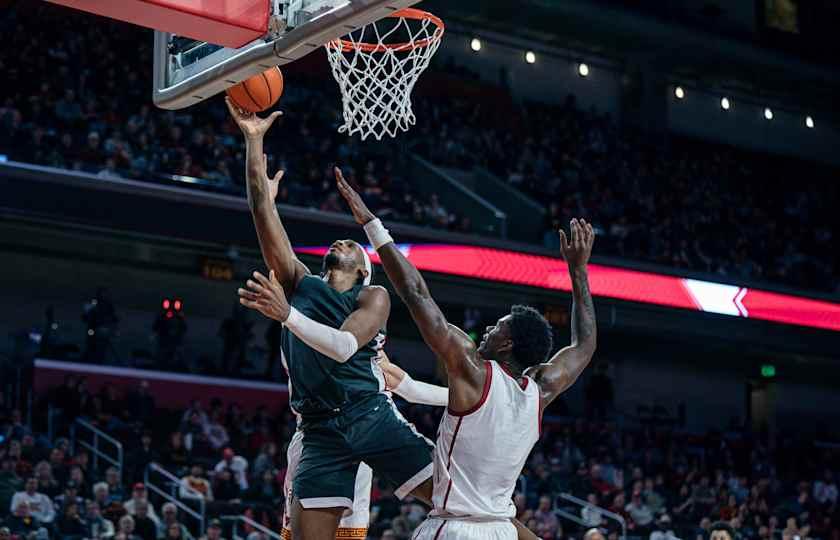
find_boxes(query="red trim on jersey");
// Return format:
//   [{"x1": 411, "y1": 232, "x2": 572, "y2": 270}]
[
  {"x1": 433, "y1": 521, "x2": 447, "y2": 539},
  {"x1": 447, "y1": 362, "x2": 492, "y2": 416},
  {"x1": 498, "y1": 361, "x2": 529, "y2": 391},
  {"x1": 441, "y1": 416, "x2": 464, "y2": 510}
]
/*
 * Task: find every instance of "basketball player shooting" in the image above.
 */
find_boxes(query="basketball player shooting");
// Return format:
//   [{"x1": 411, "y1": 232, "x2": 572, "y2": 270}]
[
  {"x1": 227, "y1": 99, "x2": 438, "y2": 540},
  {"x1": 336, "y1": 169, "x2": 598, "y2": 539}
]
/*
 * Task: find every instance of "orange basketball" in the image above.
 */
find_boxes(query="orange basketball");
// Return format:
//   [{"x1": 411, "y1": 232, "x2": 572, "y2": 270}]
[{"x1": 225, "y1": 67, "x2": 284, "y2": 113}]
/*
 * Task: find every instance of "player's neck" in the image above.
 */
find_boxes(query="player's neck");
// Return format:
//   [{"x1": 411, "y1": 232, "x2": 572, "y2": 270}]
[
  {"x1": 498, "y1": 356, "x2": 525, "y2": 378},
  {"x1": 323, "y1": 269, "x2": 358, "y2": 292}
]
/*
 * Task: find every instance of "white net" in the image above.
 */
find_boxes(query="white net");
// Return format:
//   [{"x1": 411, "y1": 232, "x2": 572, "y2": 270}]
[{"x1": 324, "y1": 9, "x2": 444, "y2": 141}]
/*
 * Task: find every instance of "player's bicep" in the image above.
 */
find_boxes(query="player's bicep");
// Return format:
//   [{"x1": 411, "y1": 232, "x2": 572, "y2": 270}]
[{"x1": 340, "y1": 286, "x2": 390, "y2": 346}]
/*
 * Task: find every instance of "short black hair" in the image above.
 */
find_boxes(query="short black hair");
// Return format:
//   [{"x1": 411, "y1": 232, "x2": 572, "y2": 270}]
[
  {"x1": 509, "y1": 305, "x2": 553, "y2": 368},
  {"x1": 710, "y1": 522, "x2": 736, "y2": 540}
]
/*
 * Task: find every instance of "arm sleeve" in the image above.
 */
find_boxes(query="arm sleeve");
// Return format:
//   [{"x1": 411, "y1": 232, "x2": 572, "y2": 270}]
[
  {"x1": 284, "y1": 307, "x2": 359, "y2": 363},
  {"x1": 391, "y1": 373, "x2": 449, "y2": 407}
]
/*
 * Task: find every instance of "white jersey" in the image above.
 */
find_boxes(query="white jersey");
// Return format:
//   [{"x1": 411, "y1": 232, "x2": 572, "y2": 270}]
[{"x1": 431, "y1": 361, "x2": 541, "y2": 520}]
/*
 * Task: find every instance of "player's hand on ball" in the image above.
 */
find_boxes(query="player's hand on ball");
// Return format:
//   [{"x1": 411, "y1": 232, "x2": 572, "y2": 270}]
[
  {"x1": 335, "y1": 167, "x2": 376, "y2": 225},
  {"x1": 225, "y1": 97, "x2": 283, "y2": 140},
  {"x1": 238, "y1": 270, "x2": 291, "y2": 322},
  {"x1": 559, "y1": 218, "x2": 595, "y2": 268}
]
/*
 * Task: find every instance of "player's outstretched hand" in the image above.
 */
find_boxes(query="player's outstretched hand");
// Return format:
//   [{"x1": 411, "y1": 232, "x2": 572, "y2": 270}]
[
  {"x1": 559, "y1": 218, "x2": 595, "y2": 268},
  {"x1": 335, "y1": 167, "x2": 376, "y2": 225},
  {"x1": 238, "y1": 270, "x2": 291, "y2": 322},
  {"x1": 225, "y1": 97, "x2": 283, "y2": 140}
]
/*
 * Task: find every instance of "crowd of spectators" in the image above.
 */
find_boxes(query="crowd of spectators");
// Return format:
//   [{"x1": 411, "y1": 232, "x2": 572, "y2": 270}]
[
  {"x1": 2, "y1": 374, "x2": 839, "y2": 540},
  {"x1": 1, "y1": 4, "x2": 838, "y2": 292}
]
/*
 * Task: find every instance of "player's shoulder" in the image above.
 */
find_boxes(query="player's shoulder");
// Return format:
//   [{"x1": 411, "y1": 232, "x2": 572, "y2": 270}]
[{"x1": 358, "y1": 285, "x2": 390, "y2": 305}]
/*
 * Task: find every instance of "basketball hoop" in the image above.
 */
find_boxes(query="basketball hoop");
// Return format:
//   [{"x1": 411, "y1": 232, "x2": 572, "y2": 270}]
[{"x1": 325, "y1": 8, "x2": 444, "y2": 141}]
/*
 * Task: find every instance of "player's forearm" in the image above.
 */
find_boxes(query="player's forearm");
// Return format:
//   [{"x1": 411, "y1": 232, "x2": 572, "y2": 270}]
[
  {"x1": 569, "y1": 264, "x2": 597, "y2": 358},
  {"x1": 283, "y1": 308, "x2": 359, "y2": 363},
  {"x1": 245, "y1": 136, "x2": 271, "y2": 211},
  {"x1": 511, "y1": 518, "x2": 541, "y2": 540},
  {"x1": 377, "y1": 243, "x2": 431, "y2": 305},
  {"x1": 392, "y1": 373, "x2": 448, "y2": 406}
]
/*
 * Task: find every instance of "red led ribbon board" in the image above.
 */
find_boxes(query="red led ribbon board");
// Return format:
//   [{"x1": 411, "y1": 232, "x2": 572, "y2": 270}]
[
  {"x1": 297, "y1": 244, "x2": 840, "y2": 333},
  {"x1": 44, "y1": 0, "x2": 269, "y2": 49}
]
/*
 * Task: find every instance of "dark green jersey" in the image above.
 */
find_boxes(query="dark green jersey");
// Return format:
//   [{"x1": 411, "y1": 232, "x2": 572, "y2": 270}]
[{"x1": 282, "y1": 275, "x2": 385, "y2": 419}]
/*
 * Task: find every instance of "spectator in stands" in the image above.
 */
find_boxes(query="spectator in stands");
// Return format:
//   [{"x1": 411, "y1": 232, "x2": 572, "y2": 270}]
[
  {"x1": 0, "y1": 527, "x2": 9, "y2": 540},
  {"x1": 204, "y1": 412, "x2": 229, "y2": 452},
  {"x1": 533, "y1": 495, "x2": 560, "y2": 538},
  {"x1": 814, "y1": 470, "x2": 838, "y2": 506},
  {"x1": 48, "y1": 447, "x2": 68, "y2": 486},
  {"x1": 126, "y1": 381, "x2": 156, "y2": 427},
  {"x1": 117, "y1": 514, "x2": 141, "y2": 540},
  {"x1": 162, "y1": 432, "x2": 189, "y2": 475},
  {"x1": 123, "y1": 484, "x2": 159, "y2": 526},
  {"x1": 85, "y1": 500, "x2": 115, "y2": 540},
  {"x1": 68, "y1": 466, "x2": 89, "y2": 501},
  {"x1": 130, "y1": 501, "x2": 157, "y2": 540},
  {"x1": 92, "y1": 482, "x2": 110, "y2": 510},
  {"x1": 127, "y1": 432, "x2": 158, "y2": 484},
  {"x1": 249, "y1": 443, "x2": 277, "y2": 483},
  {"x1": 105, "y1": 468, "x2": 125, "y2": 504},
  {"x1": 198, "y1": 519, "x2": 225, "y2": 540},
  {"x1": 582, "y1": 493, "x2": 604, "y2": 528},
  {"x1": 710, "y1": 521, "x2": 736, "y2": 540},
  {"x1": 56, "y1": 500, "x2": 88, "y2": 540},
  {"x1": 182, "y1": 412, "x2": 212, "y2": 458},
  {"x1": 0, "y1": 458, "x2": 22, "y2": 516},
  {"x1": 650, "y1": 514, "x2": 679, "y2": 540},
  {"x1": 11, "y1": 477, "x2": 55, "y2": 525},
  {"x1": 214, "y1": 448, "x2": 248, "y2": 491},
  {"x1": 54, "y1": 480, "x2": 85, "y2": 513},
  {"x1": 179, "y1": 465, "x2": 212, "y2": 502},
  {"x1": 211, "y1": 468, "x2": 241, "y2": 503},
  {"x1": 157, "y1": 503, "x2": 193, "y2": 540},
  {"x1": 5, "y1": 500, "x2": 45, "y2": 540},
  {"x1": 32, "y1": 462, "x2": 60, "y2": 499}
]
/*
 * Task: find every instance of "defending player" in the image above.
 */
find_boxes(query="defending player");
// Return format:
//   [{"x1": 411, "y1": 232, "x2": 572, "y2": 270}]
[
  {"x1": 336, "y1": 169, "x2": 598, "y2": 539},
  {"x1": 227, "y1": 99, "x2": 436, "y2": 539}
]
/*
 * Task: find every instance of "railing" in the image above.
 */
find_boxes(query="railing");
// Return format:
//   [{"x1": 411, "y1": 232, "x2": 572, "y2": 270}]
[
  {"x1": 70, "y1": 418, "x2": 123, "y2": 482},
  {"x1": 145, "y1": 462, "x2": 206, "y2": 535},
  {"x1": 558, "y1": 492, "x2": 627, "y2": 540},
  {"x1": 220, "y1": 515, "x2": 283, "y2": 540}
]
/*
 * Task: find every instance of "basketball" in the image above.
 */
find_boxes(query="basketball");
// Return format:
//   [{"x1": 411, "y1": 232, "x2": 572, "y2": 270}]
[{"x1": 225, "y1": 67, "x2": 284, "y2": 113}]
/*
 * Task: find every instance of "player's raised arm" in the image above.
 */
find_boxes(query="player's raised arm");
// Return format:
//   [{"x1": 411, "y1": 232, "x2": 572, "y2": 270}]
[
  {"x1": 526, "y1": 219, "x2": 597, "y2": 408},
  {"x1": 334, "y1": 169, "x2": 485, "y2": 398},
  {"x1": 226, "y1": 98, "x2": 309, "y2": 296}
]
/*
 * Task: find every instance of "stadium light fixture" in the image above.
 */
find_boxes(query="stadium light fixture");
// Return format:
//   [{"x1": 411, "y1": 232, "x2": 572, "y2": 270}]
[
  {"x1": 674, "y1": 86, "x2": 685, "y2": 100},
  {"x1": 764, "y1": 108, "x2": 774, "y2": 120},
  {"x1": 720, "y1": 97, "x2": 731, "y2": 111},
  {"x1": 805, "y1": 116, "x2": 815, "y2": 129},
  {"x1": 525, "y1": 51, "x2": 536, "y2": 64},
  {"x1": 470, "y1": 38, "x2": 482, "y2": 52},
  {"x1": 578, "y1": 63, "x2": 590, "y2": 77}
]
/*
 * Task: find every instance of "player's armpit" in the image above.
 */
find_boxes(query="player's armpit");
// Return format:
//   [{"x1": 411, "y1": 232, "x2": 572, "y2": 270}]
[{"x1": 340, "y1": 286, "x2": 390, "y2": 347}]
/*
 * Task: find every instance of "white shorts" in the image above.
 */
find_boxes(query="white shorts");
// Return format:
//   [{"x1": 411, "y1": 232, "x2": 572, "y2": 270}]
[
  {"x1": 281, "y1": 430, "x2": 371, "y2": 539},
  {"x1": 412, "y1": 518, "x2": 517, "y2": 540}
]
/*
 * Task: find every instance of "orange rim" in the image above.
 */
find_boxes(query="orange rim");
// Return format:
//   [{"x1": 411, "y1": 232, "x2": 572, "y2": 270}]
[{"x1": 327, "y1": 8, "x2": 444, "y2": 53}]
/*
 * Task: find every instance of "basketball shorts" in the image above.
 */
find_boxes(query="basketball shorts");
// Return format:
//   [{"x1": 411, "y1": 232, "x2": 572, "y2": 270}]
[
  {"x1": 293, "y1": 393, "x2": 434, "y2": 511},
  {"x1": 412, "y1": 518, "x2": 517, "y2": 540},
  {"x1": 281, "y1": 430, "x2": 370, "y2": 539}
]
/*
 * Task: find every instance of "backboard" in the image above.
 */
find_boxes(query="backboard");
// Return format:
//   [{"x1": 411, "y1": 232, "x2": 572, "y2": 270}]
[{"x1": 153, "y1": 0, "x2": 422, "y2": 110}]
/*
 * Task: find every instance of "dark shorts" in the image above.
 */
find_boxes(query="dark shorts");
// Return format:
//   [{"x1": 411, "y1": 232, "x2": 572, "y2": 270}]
[{"x1": 293, "y1": 394, "x2": 434, "y2": 510}]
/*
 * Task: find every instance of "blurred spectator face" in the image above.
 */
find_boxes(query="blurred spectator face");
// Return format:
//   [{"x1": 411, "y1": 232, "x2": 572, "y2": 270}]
[
  {"x1": 25, "y1": 477, "x2": 37, "y2": 494},
  {"x1": 119, "y1": 516, "x2": 135, "y2": 534},
  {"x1": 35, "y1": 461, "x2": 51, "y2": 480},
  {"x1": 584, "y1": 529, "x2": 606, "y2": 540},
  {"x1": 70, "y1": 466, "x2": 84, "y2": 484},
  {"x1": 711, "y1": 529, "x2": 733, "y2": 540},
  {"x1": 170, "y1": 432, "x2": 183, "y2": 447},
  {"x1": 0, "y1": 527, "x2": 10, "y2": 540},
  {"x1": 106, "y1": 468, "x2": 120, "y2": 485},
  {"x1": 65, "y1": 502, "x2": 79, "y2": 518},
  {"x1": 207, "y1": 524, "x2": 222, "y2": 540},
  {"x1": 50, "y1": 448, "x2": 65, "y2": 465},
  {"x1": 538, "y1": 496, "x2": 551, "y2": 512},
  {"x1": 167, "y1": 523, "x2": 182, "y2": 539},
  {"x1": 190, "y1": 465, "x2": 204, "y2": 478},
  {"x1": 163, "y1": 504, "x2": 177, "y2": 523},
  {"x1": 133, "y1": 484, "x2": 146, "y2": 500},
  {"x1": 587, "y1": 493, "x2": 598, "y2": 505},
  {"x1": 88, "y1": 132, "x2": 100, "y2": 149},
  {"x1": 86, "y1": 501, "x2": 100, "y2": 518}
]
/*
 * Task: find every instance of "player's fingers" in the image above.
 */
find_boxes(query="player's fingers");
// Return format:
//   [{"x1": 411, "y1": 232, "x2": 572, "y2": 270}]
[
  {"x1": 265, "y1": 110, "x2": 283, "y2": 128},
  {"x1": 273, "y1": 170, "x2": 285, "y2": 183},
  {"x1": 237, "y1": 288, "x2": 259, "y2": 301},
  {"x1": 224, "y1": 97, "x2": 240, "y2": 119},
  {"x1": 558, "y1": 230, "x2": 570, "y2": 253},
  {"x1": 252, "y1": 271, "x2": 272, "y2": 289},
  {"x1": 245, "y1": 280, "x2": 268, "y2": 297}
]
